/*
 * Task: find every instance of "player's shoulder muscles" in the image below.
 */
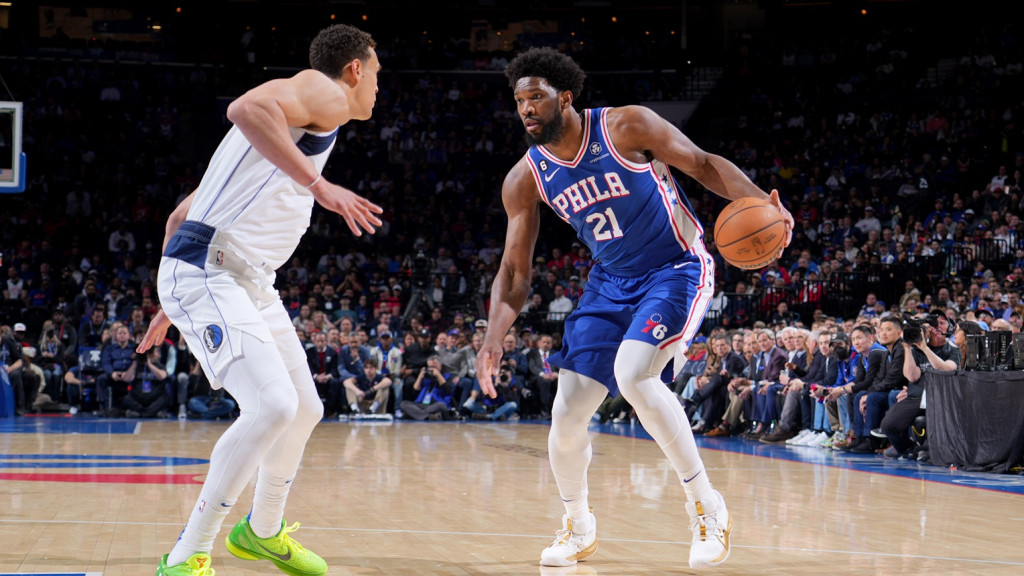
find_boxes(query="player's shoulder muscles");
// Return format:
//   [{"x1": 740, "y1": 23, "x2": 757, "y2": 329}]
[
  {"x1": 291, "y1": 70, "x2": 350, "y2": 130},
  {"x1": 502, "y1": 157, "x2": 542, "y2": 214},
  {"x1": 500, "y1": 157, "x2": 542, "y2": 267},
  {"x1": 606, "y1": 105, "x2": 700, "y2": 168}
]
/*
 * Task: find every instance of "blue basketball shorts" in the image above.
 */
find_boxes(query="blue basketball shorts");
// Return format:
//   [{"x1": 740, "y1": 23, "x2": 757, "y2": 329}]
[{"x1": 546, "y1": 251, "x2": 714, "y2": 396}]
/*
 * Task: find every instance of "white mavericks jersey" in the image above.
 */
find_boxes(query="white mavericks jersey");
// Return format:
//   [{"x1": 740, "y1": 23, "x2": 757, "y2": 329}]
[{"x1": 186, "y1": 124, "x2": 338, "y2": 270}]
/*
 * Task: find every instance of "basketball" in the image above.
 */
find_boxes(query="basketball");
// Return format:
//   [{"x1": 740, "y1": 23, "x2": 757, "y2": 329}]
[{"x1": 713, "y1": 196, "x2": 786, "y2": 270}]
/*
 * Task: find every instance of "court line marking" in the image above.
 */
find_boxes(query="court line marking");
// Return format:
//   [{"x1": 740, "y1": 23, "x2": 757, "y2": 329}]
[{"x1": 1, "y1": 518, "x2": 1021, "y2": 567}]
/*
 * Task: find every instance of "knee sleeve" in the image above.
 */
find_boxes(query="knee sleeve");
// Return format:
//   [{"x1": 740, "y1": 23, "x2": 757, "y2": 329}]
[
  {"x1": 219, "y1": 334, "x2": 299, "y2": 432},
  {"x1": 614, "y1": 339, "x2": 673, "y2": 409}
]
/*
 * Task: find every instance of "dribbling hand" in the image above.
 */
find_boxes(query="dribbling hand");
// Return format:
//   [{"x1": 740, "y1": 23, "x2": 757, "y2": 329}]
[
  {"x1": 311, "y1": 180, "x2": 384, "y2": 236},
  {"x1": 768, "y1": 189, "x2": 794, "y2": 258}
]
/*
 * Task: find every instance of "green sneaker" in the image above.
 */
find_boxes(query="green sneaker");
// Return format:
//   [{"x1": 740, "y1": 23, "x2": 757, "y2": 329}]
[
  {"x1": 225, "y1": 517, "x2": 327, "y2": 576},
  {"x1": 156, "y1": 552, "x2": 214, "y2": 576}
]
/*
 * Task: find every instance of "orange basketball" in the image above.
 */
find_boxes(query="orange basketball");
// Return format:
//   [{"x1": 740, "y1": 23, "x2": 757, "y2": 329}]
[{"x1": 713, "y1": 196, "x2": 786, "y2": 270}]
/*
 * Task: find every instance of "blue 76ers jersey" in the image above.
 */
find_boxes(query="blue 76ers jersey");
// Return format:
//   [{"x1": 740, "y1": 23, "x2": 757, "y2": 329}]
[{"x1": 525, "y1": 107, "x2": 705, "y2": 276}]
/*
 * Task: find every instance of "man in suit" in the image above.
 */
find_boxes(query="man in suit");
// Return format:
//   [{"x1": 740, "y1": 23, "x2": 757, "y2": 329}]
[
  {"x1": 525, "y1": 333, "x2": 558, "y2": 418},
  {"x1": 758, "y1": 328, "x2": 809, "y2": 442},
  {"x1": 306, "y1": 331, "x2": 342, "y2": 418},
  {"x1": 744, "y1": 328, "x2": 787, "y2": 438},
  {"x1": 684, "y1": 334, "x2": 747, "y2": 432},
  {"x1": 762, "y1": 329, "x2": 828, "y2": 444}
]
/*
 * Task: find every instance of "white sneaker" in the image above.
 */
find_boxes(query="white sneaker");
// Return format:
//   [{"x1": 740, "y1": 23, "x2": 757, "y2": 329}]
[
  {"x1": 785, "y1": 429, "x2": 813, "y2": 445},
  {"x1": 178, "y1": 404, "x2": 188, "y2": 420},
  {"x1": 686, "y1": 490, "x2": 732, "y2": 569},
  {"x1": 540, "y1": 512, "x2": 597, "y2": 567},
  {"x1": 808, "y1": 431, "x2": 831, "y2": 446},
  {"x1": 369, "y1": 401, "x2": 380, "y2": 413},
  {"x1": 792, "y1": 430, "x2": 819, "y2": 446}
]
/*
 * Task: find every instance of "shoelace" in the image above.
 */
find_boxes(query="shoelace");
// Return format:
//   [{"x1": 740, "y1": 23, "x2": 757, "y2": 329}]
[
  {"x1": 689, "y1": 512, "x2": 721, "y2": 542},
  {"x1": 552, "y1": 528, "x2": 575, "y2": 547},
  {"x1": 274, "y1": 522, "x2": 308, "y2": 554}
]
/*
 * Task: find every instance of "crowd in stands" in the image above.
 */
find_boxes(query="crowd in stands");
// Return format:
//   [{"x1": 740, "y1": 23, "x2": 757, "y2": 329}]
[{"x1": 0, "y1": 8, "x2": 1022, "y2": 468}]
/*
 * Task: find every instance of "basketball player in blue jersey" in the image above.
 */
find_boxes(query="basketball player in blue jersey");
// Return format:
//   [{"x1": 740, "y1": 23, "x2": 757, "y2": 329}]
[
  {"x1": 475, "y1": 47, "x2": 793, "y2": 569},
  {"x1": 136, "y1": 24, "x2": 383, "y2": 576}
]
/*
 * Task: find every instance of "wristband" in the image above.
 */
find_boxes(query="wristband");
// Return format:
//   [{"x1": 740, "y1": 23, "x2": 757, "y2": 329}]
[{"x1": 306, "y1": 174, "x2": 322, "y2": 189}]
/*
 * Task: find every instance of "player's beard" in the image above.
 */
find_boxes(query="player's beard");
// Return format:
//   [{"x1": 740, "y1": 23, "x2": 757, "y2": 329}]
[{"x1": 523, "y1": 110, "x2": 566, "y2": 146}]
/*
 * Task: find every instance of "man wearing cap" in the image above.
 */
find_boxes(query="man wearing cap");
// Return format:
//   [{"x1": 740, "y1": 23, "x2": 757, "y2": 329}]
[
  {"x1": 473, "y1": 318, "x2": 489, "y2": 333},
  {"x1": 12, "y1": 322, "x2": 29, "y2": 347},
  {"x1": 854, "y1": 206, "x2": 881, "y2": 235},
  {"x1": 565, "y1": 275, "x2": 583, "y2": 305},
  {"x1": 369, "y1": 330, "x2": 403, "y2": 416},
  {"x1": 436, "y1": 330, "x2": 462, "y2": 375},
  {"x1": 15, "y1": 346, "x2": 48, "y2": 412}
]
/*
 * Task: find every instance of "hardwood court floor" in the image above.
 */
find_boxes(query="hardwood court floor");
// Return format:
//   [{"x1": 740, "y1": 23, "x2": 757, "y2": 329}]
[{"x1": 1, "y1": 416, "x2": 1023, "y2": 575}]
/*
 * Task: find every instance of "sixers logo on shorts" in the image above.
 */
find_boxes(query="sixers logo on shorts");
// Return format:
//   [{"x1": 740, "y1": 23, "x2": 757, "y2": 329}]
[
  {"x1": 203, "y1": 324, "x2": 224, "y2": 353},
  {"x1": 641, "y1": 313, "x2": 667, "y2": 340}
]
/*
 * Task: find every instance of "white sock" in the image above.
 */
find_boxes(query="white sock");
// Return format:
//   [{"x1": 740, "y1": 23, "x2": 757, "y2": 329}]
[
  {"x1": 166, "y1": 496, "x2": 236, "y2": 566},
  {"x1": 562, "y1": 489, "x2": 591, "y2": 522},
  {"x1": 249, "y1": 471, "x2": 294, "y2": 538},
  {"x1": 680, "y1": 466, "x2": 715, "y2": 506}
]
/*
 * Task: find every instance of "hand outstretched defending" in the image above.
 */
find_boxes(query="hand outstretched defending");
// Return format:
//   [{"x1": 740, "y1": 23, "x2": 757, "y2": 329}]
[{"x1": 311, "y1": 180, "x2": 384, "y2": 237}]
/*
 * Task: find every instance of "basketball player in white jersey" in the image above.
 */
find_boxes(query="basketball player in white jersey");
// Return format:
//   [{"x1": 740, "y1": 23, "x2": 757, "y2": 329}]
[{"x1": 137, "y1": 24, "x2": 384, "y2": 576}]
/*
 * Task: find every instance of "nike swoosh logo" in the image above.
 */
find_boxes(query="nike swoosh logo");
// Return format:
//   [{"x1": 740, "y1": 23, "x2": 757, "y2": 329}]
[
  {"x1": 544, "y1": 167, "x2": 561, "y2": 182},
  {"x1": 683, "y1": 471, "x2": 701, "y2": 483},
  {"x1": 258, "y1": 542, "x2": 291, "y2": 561},
  {"x1": 674, "y1": 263, "x2": 687, "y2": 269}
]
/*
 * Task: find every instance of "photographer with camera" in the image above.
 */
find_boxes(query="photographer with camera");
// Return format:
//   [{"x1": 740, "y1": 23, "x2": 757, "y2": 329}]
[
  {"x1": 398, "y1": 354, "x2": 453, "y2": 420},
  {"x1": 463, "y1": 357, "x2": 520, "y2": 421},
  {"x1": 123, "y1": 346, "x2": 172, "y2": 418},
  {"x1": 879, "y1": 312, "x2": 961, "y2": 459}
]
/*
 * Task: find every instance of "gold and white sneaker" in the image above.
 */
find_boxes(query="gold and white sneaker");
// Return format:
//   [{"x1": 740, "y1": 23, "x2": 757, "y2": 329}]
[
  {"x1": 686, "y1": 490, "x2": 732, "y2": 569},
  {"x1": 539, "y1": 512, "x2": 597, "y2": 567}
]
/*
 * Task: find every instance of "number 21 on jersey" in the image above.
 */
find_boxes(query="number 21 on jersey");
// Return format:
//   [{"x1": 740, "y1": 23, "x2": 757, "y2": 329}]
[{"x1": 586, "y1": 207, "x2": 623, "y2": 241}]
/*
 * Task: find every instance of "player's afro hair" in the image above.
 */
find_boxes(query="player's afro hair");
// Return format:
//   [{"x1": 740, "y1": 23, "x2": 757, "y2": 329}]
[
  {"x1": 505, "y1": 47, "x2": 586, "y2": 101},
  {"x1": 309, "y1": 24, "x2": 376, "y2": 79}
]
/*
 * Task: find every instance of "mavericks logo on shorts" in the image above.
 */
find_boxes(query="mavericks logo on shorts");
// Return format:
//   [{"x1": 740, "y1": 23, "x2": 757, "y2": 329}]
[{"x1": 204, "y1": 324, "x2": 224, "y2": 352}]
